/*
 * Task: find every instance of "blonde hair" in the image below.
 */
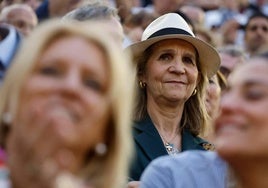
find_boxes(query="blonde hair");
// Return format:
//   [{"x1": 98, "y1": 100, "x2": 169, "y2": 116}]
[{"x1": 0, "y1": 19, "x2": 135, "y2": 188}]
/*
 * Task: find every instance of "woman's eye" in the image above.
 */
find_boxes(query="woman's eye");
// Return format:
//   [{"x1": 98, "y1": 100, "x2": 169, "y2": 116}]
[
  {"x1": 159, "y1": 53, "x2": 172, "y2": 61},
  {"x1": 84, "y1": 79, "x2": 102, "y2": 91},
  {"x1": 39, "y1": 66, "x2": 60, "y2": 76},
  {"x1": 182, "y1": 56, "x2": 195, "y2": 65},
  {"x1": 244, "y1": 89, "x2": 266, "y2": 101},
  {"x1": 209, "y1": 79, "x2": 215, "y2": 84}
]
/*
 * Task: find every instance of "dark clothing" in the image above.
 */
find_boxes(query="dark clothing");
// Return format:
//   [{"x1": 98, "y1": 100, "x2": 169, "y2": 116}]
[
  {"x1": 35, "y1": 0, "x2": 49, "y2": 21},
  {"x1": 129, "y1": 114, "x2": 211, "y2": 180}
]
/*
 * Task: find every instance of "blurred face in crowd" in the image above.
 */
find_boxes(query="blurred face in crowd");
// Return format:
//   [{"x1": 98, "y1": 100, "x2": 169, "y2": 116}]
[
  {"x1": 4, "y1": 6, "x2": 37, "y2": 36},
  {"x1": 180, "y1": 5, "x2": 205, "y2": 26},
  {"x1": 219, "y1": 52, "x2": 243, "y2": 78},
  {"x1": 205, "y1": 74, "x2": 222, "y2": 119},
  {"x1": 49, "y1": 0, "x2": 82, "y2": 17},
  {"x1": 222, "y1": 0, "x2": 239, "y2": 10},
  {"x1": 9, "y1": 35, "x2": 111, "y2": 173},
  {"x1": 20, "y1": 0, "x2": 41, "y2": 10},
  {"x1": 0, "y1": 0, "x2": 40, "y2": 11},
  {"x1": 244, "y1": 17, "x2": 268, "y2": 55},
  {"x1": 215, "y1": 58, "x2": 268, "y2": 161},
  {"x1": 142, "y1": 39, "x2": 199, "y2": 104},
  {"x1": 152, "y1": 0, "x2": 183, "y2": 15}
]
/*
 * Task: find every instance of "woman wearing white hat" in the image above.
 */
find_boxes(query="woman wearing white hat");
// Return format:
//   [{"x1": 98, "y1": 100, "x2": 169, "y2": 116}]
[
  {"x1": 126, "y1": 12, "x2": 220, "y2": 183},
  {"x1": 140, "y1": 56, "x2": 268, "y2": 188}
]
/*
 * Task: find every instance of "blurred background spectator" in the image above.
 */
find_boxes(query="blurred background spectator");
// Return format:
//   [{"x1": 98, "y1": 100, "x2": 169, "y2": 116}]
[
  {"x1": 180, "y1": 5, "x2": 206, "y2": 28},
  {"x1": 0, "y1": 0, "x2": 42, "y2": 11},
  {"x1": 218, "y1": 45, "x2": 246, "y2": 78},
  {"x1": 243, "y1": 11, "x2": 268, "y2": 56},
  {"x1": 123, "y1": 10, "x2": 157, "y2": 47},
  {"x1": 204, "y1": 71, "x2": 227, "y2": 142},
  {"x1": 35, "y1": 0, "x2": 83, "y2": 21},
  {"x1": 0, "y1": 4, "x2": 38, "y2": 36},
  {"x1": 63, "y1": 1, "x2": 125, "y2": 46},
  {"x1": 195, "y1": 26, "x2": 216, "y2": 46}
]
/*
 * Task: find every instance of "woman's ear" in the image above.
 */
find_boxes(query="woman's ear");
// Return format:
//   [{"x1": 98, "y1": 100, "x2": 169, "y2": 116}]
[
  {"x1": 138, "y1": 69, "x2": 145, "y2": 82},
  {"x1": 138, "y1": 75, "x2": 144, "y2": 83}
]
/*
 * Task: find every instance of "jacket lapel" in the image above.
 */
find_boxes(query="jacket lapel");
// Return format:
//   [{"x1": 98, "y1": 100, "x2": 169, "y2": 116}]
[
  {"x1": 181, "y1": 129, "x2": 207, "y2": 151},
  {"x1": 133, "y1": 116, "x2": 167, "y2": 160}
]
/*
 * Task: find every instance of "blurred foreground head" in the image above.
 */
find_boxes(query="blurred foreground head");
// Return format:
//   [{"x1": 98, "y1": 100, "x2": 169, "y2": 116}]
[{"x1": 0, "y1": 19, "x2": 135, "y2": 188}]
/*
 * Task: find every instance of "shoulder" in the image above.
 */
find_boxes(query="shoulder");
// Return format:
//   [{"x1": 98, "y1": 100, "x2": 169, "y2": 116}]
[
  {"x1": 0, "y1": 166, "x2": 10, "y2": 188},
  {"x1": 146, "y1": 151, "x2": 225, "y2": 172},
  {"x1": 141, "y1": 151, "x2": 227, "y2": 188},
  {"x1": 182, "y1": 130, "x2": 215, "y2": 151}
]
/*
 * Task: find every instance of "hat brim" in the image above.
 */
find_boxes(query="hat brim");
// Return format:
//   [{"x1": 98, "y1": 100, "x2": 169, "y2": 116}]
[{"x1": 126, "y1": 35, "x2": 220, "y2": 78}]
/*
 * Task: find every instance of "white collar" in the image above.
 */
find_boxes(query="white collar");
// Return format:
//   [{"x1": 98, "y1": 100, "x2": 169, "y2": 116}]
[{"x1": 0, "y1": 25, "x2": 19, "y2": 68}]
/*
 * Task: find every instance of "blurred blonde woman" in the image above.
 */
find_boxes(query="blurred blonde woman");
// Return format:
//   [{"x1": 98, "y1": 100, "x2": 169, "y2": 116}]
[{"x1": 0, "y1": 19, "x2": 135, "y2": 188}]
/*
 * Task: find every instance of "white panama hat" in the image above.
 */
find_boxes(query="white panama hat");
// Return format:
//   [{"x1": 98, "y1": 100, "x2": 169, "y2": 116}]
[{"x1": 126, "y1": 13, "x2": 220, "y2": 78}]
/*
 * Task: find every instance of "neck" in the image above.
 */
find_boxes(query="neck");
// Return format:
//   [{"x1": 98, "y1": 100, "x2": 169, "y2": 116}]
[
  {"x1": 147, "y1": 97, "x2": 184, "y2": 133},
  {"x1": 229, "y1": 157, "x2": 268, "y2": 188}
]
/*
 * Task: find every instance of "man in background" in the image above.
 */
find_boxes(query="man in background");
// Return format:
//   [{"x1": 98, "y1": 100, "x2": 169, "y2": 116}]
[{"x1": 0, "y1": 4, "x2": 38, "y2": 36}]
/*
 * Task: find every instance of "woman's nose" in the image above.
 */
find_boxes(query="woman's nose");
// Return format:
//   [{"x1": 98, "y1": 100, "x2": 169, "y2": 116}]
[
  {"x1": 220, "y1": 91, "x2": 240, "y2": 113},
  {"x1": 60, "y1": 71, "x2": 81, "y2": 96},
  {"x1": 168, "y1": 58, "x2": 186, "y2": 74}
]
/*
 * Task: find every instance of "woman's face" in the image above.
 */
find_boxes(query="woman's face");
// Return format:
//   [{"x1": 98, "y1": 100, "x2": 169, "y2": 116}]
[
  {"x1": 143, "y1": 39, "x2": 199, "y2": 104},
  {"x1": 205, "y1": 74, "x2": 221, "y2": 119},
  {"x1": 215, "y1": 59, "x2": 268, "y2": 160},
  {"x1": 11, "y1": 36, "x2": 110, "y2": 172}
]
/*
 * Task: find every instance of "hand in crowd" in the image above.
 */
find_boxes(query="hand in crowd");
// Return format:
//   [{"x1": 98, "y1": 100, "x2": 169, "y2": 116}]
[
  {"x1": 7, "y1": 105, "x2": 87, "y2": 187},
  {"x1": 127, "y1": 180, "x2": 140, "y2": 188}
]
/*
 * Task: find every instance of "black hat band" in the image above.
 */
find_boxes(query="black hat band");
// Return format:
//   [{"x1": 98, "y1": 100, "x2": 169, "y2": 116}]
[{"x1": 147, "y1": 28, "x2": 193, "y2": 39}]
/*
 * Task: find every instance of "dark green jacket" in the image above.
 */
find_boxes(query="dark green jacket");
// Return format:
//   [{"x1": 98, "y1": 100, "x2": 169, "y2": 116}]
[{"x1": 129, "y1": 115, "x2": 212, "y2": 181}]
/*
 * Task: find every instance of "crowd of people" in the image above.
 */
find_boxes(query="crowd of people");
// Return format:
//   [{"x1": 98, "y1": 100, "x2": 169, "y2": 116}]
[{"x1": 0, "y1": 0, "x2": 268, "y2": 188}]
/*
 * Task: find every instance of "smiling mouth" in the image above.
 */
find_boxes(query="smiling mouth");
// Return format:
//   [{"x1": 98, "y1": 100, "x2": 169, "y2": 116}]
[
  {"x1": 52, "y1": 107, "x2": 79, "y2": 123},
  {"x1": 216, "y1": 124, "x2": 243, "y2": 136},
  {"x1": 47, "y1": 101, "x2": 81, "y2": 124},
  {"x1": 165, "y1": 81, "x2": 186, "y2": 85}
]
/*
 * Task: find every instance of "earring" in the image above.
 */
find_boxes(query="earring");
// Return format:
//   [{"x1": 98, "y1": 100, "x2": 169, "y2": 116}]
[
  {"x1": 139, "y1": 81, "x2": 146, "y2": 89},
  {"x1": 192, "y1": 89, "x2": 197, "y2": 96},
  {"x1": 95, "y1": 143, "x2": 107, "y2": 156},
  {"x1": 1, "y1": 112, "x2": 12, "y2": 125}
]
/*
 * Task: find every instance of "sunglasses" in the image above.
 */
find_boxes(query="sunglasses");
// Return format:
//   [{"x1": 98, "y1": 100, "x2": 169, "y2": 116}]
[{"x1": 247, "y1": 25, "x2": 268, "y2": 32}]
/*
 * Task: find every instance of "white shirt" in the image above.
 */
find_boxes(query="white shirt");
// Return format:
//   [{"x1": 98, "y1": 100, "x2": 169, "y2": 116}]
[{"x1": 0, "y1": 25, "x2": 19, "y2": 68}]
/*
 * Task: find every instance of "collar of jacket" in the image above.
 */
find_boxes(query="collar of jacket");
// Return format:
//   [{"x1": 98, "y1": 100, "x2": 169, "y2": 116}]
[{"x1": 133, "y1": 114, "x2": 209, "y2": 159}]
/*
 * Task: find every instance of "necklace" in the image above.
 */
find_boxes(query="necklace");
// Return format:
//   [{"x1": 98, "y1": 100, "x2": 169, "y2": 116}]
[{"x1": 159, "y1": 132, "x2": 180, "y2": 155}]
